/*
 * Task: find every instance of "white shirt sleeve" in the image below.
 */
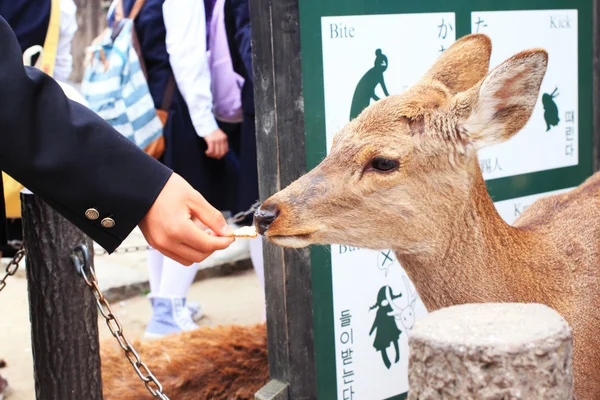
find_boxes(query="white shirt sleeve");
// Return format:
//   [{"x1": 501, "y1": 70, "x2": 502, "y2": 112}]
[
  {"x1": 54, "y1": 0, "x2": 78, "y2": 82},
  {"x1": 163, "y1": 0, "x2": 218, "y2": 138}
]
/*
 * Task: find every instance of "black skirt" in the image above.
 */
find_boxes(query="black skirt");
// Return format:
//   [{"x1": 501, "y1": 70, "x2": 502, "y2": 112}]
[{"x1": 160, "y1": 92, "x2": 239, "y2": 212}]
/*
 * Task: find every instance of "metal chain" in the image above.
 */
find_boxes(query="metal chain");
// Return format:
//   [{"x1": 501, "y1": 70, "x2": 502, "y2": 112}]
[
  {"x1": 7, "y1": 240, "x2": 23, "y2": 250},
  {"x1": 94, "y1": 244, "x2": 151, "y2": 256},
  {"x1": 227, "y1": 200, "x2": 261, "y2": 225},
  {"x1": 71, "y1": 244, "x2": 170, "y2": 400},
  {"x1": 0, "y1": 244, "x2": 25, "y2": 293},
  {"x1": 94, "y1": 201, "x2": 261, "y2": 256}
]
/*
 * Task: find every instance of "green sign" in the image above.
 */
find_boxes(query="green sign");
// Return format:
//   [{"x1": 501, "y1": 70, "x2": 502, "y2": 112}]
[{"x1": 298, "y1": 1, "x2": 593, "y2": 399}]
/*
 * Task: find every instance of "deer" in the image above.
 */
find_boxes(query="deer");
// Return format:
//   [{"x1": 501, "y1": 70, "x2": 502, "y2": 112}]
[{"x1": 254, "y1": 34, "x2": 600, "y2": 400}]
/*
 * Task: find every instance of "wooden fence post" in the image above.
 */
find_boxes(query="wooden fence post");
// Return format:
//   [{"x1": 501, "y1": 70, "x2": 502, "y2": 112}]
[
  {"x1": 249, "y1": 0, "x2": 316, "y2": 398},
  {"x1": 21, "y1": 193, "x2": 103, "y2": 400}
]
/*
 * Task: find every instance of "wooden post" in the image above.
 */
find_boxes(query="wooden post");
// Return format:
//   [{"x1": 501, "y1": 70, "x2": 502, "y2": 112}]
[
  {"x1": 22, "y1": 193, "x2": 103, "y2": 400},
  {"x1": 249, "y1": 0, "x2": 316, "y2": 398}
]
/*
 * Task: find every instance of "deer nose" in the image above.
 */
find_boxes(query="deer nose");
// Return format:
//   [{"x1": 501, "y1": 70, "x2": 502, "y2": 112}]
[{"x1": 254, "y1": 204, "x2": 280, "y2": 235}]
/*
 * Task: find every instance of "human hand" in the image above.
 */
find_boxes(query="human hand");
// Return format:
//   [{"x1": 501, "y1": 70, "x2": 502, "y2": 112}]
[
  {"x1": 204, "y1": 128, "x2": 229, "y2": 159},
  {"x1": 139, "y1": 173, "x2": 235, "y2": 265}
]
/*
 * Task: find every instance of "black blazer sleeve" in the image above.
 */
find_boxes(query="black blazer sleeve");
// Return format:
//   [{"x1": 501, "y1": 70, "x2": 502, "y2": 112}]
[{"x1": 0, "y1": 16, "x2": 173, "y2": 253}]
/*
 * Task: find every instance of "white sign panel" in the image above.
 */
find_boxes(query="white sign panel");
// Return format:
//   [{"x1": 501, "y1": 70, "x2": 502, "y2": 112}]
[
  {"x1": 472, "y1": 10, "x2": 579, "y2": 180},
  {"x1": 321, "y1": 12, "x2": 456, "y2": 151},
  {"x1": 322, "y1": 12, "x2": 456, "y2": 399},
  {"x1": 331, "y1": 247, "x2": 427, "y2": 400}
]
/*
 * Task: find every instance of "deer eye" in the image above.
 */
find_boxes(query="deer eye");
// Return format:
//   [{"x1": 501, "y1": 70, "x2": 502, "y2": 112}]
[{"x1": 367, "y1": 157, "x2": 399, "y2": 173}]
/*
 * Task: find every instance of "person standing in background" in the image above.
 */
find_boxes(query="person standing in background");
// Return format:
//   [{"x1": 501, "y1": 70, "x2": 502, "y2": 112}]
[
  {"x1": 1, "y1": 0, "x2": 77, "y2": 82},
  {"x1": 107, "y1": 0, "x2": 237, "y2": 338},
  {"x1": 224, "y1": 0, "x2": 265, "y2": 318}
]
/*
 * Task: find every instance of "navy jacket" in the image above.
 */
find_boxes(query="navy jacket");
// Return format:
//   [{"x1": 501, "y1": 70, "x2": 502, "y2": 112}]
[
  {"x1": 225, "y1": 0, "x2": 254, "y2": 116},
  {"x1": 0, "y1": 16, "x2": 172, "y2": 253}
]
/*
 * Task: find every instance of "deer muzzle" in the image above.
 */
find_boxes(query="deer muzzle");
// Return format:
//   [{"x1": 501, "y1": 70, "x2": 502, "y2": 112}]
[{"x1": 254, "y1": 204, "x2": 280, "y2": 235}]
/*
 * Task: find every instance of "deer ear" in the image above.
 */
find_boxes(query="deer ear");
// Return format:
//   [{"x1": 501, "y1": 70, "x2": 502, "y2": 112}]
[
  {"x1": 421, "y1": 34, "x2": 492, "y2": 94},
  {"x1": 461, "y1": 49, "x2": 548, "y2": 148}
]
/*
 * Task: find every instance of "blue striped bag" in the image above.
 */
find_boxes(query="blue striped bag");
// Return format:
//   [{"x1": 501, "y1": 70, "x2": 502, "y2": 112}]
[{"x1": 81, "y1": 0, "x2": 173, "y2": 159}]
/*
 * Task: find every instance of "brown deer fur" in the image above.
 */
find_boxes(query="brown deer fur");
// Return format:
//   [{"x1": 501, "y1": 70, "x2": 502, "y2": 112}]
[
  {"x1": 100, "y1": 323, "x2": 268, "y2": 400},
  {"x1": 257, "y1": 34, "x2": 600, "y2": 399}
]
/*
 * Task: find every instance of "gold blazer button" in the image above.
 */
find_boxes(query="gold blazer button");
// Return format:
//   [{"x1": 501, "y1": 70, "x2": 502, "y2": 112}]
[
  {"x1": 101, "y1": 217, "x2": 115, "y2": 228},
  {"x1": 85, "y1": 208, "x2": 100, "y2": 220}
]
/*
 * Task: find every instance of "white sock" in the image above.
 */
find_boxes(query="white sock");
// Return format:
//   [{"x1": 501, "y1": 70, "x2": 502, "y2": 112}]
[
  {"x1": 147, "y1": 248, "x2": 164, "y2": 297},
  {"x1": 249, "y1": 237, "x2": 265, "y2": 291},
  {"x1": 249, "y1": 237, "x2": 266, "y2": 321},
  {"x1": 157, "y1": 256, "x2": 199, "y2": 298}
]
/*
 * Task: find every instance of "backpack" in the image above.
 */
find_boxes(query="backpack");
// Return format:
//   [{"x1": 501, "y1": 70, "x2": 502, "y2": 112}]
[
  {"x1": 208, "y1": 0, "x2": 244, "y2": 123},
  {"x1": 80, "y1": 0, "x2": 174, "y2": 159}
]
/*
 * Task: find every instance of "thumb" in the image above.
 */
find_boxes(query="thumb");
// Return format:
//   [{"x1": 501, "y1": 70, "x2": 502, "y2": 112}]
[{"x1": 205, "y1": 137, "x2": 214, "y2": 155}]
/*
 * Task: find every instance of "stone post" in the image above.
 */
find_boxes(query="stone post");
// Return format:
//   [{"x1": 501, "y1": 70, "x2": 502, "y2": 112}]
[{"x1": 408, "y1": 303, "x2": 573, "y2": 400}]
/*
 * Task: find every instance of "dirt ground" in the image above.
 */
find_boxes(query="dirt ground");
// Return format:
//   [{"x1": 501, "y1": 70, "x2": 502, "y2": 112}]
[{"x1": 0, "y1": 269, "x2": 264, "y2": 400}]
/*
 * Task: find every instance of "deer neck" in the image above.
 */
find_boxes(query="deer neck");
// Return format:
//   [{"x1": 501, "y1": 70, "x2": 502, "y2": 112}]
[{"x1": 396, "y1": 165, "x2": 536, "y2": 311}]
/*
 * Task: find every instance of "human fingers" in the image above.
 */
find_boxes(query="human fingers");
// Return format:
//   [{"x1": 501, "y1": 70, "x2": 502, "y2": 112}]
[
  {"x1": 188, "y1": 193, "x2": 234, "y2": 237},
  {"x1": 169, "y1": 241, "x2": 214, "y2": 264},
  {"x1": 205, "y1": 137, "x2": 216, "y2": 157},
  {"x1": 218, "y1": 140, "x2": 229, "y2": 159},
  {"x1": 178, "y1": 220, "x2": 234, "y2": 252},
  {"x1": 215, "y1": 141, "x2": 227, "y2": 159},
  {"x1": 157, "y1": 247, "x2": 194, "y2": 266}
]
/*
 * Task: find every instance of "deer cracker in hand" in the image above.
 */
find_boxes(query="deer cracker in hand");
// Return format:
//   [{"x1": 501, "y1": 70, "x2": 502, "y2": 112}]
[{"x1": 233, "y1": 226, "x2": 258, "y2": 239}]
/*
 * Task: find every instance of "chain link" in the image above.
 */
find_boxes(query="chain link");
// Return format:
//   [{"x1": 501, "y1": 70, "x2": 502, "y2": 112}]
[
  {"x1": 71, "y1": 244, "x2": 170, "y2": 400},
  {"x1": 94, "y1": 244, "x2": 151, "y2": 256},
  {"x1": 0, "y1": 244, "x2": 25, "y2": 293},
  {"x1": 6, "y1": 240, "x2": 23, "y2": 250},
  {"x1": 227, "y1": 200, "x2": 261, "y2": 225}
]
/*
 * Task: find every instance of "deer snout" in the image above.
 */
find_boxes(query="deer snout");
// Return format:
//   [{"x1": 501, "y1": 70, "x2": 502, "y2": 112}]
[{"x1": 254, "y1": 204, "x2": 280, "y2": 235}]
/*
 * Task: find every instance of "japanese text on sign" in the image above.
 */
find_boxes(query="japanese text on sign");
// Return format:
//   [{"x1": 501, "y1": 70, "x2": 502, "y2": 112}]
[{"x1": 437, "y1": 18, "x2": 453, "y2": 52}]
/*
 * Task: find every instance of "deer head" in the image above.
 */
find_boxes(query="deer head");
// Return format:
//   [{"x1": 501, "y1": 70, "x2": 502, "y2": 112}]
[{"x1": 255, "y1": 34, "x2": 548, "y2": 254}]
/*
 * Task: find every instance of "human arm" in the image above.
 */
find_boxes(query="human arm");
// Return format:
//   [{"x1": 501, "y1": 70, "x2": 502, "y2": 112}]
[
  {"x1": 0, "y1": 16, "x2": 233, "y2": 263},
  {"x1": 162, "y1": 0, "x2": 228, "y2": 159}
]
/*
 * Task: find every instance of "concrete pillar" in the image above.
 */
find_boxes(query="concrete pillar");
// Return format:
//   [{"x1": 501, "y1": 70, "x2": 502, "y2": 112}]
[{"x1": 408, "y1": 303, "x2": 573, "y2": 400}]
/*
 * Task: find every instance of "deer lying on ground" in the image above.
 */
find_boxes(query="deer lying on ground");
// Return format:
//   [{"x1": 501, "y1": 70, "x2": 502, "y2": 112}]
[
  {"x1": 254, "y1": 34, "x2": 600, "y2": 399},
  {"x1": 100, "y1": 323, "x2": 268, "y2": 399}
]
